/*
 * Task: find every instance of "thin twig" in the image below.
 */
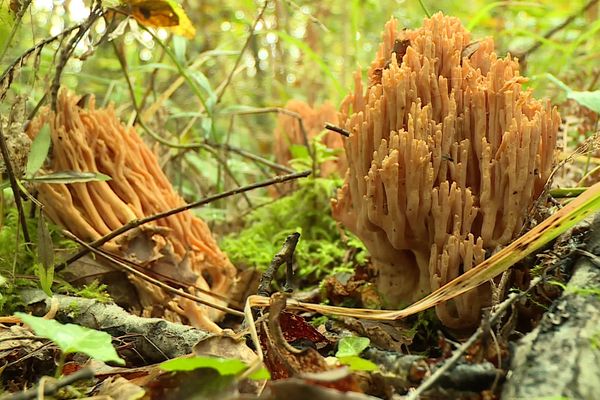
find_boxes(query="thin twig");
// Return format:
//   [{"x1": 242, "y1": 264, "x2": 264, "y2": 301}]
[
  {"x1": 0, "y1": 335, "x2": 46, "y2": 344},
  {"x1": 50, "y1": 4, "x2": 102, "y2": 110},
  {"x1": 517, "y1": 0, "x2": 599, "y2": 60},
  {"x1": 88, "y1": 248, "x2": 239, "y2": 306},
  {"x1": 108, "y1": 40, "x2": 291, "y2": 175},
  {"x1": 235, "y1": 106, "x2": 314, "y2": 163},
  {"x1": 325, "y1": 123, "x2": 350, "y2": 137},
  {"x1": 406, "y1": 275, "x2": 545, "y2": 400},
  {"x1": 0, "y1": 0, "x2": 33, "y2": 64},
  {"x1": 213, "y1": 142, "x2": 294, "y2": 173},
  {"x1": 59, "y1": 170, "x2": 311, "y2": 269},
  {"x1": 3, "y1": 367, "x2": 94, "y2": 400},
  {"x1": 62, "y1": 231, "x2": 245, "y2": 317},
  {"x1": 216, "y1": 1, "x2": 270, "y2": 104},
  {"x1": 111, "y1": 38, "x2": 253, "y2": 207},
  {"x1": 0, "y1": 25, "x2": 81, "y2": 101},
  {"x1": 0, "y1": 124, "x2": 30, "y2": 244}
]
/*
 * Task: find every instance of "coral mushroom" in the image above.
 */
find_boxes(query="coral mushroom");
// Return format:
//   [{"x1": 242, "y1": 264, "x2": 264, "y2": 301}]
[
  {"x1": 332, "y1": 13, "x2": 559, "y2": 328},
  {"x1": 27, "y1": 90, "x2": 236, "y2": 332}
]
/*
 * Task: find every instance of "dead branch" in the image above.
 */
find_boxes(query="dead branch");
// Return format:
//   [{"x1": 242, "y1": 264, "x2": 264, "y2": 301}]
[
  {"x1": 62, "y1": 231, "x2": 244, "y2": 317},
  {"x1": 1, "y1": 368, "x2": 94, "y2": 400},
  {"x1": 19, "y1": 289, "x2": 211, "y2": 362},
  {"x1": 502, "y1": 215, "x2": 600, "y2": 399},
  {"x1": 60, "y1": 169, "x2": 311, "y2": 270}
]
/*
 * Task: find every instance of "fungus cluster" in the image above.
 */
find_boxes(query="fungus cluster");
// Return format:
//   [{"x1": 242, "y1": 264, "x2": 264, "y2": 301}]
[
  {"x1": 27, "y1": 90, "x2": 236, "y2": 332},
  {"x1": 332, "y1": 13, "x2": 559, "y2": 327}
]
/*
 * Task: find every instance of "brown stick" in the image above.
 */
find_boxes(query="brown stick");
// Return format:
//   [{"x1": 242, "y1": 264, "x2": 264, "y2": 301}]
[
  {"x1": 59, "y1": 170, "x2": 311, "y2": 270},
  {"x1": 6, "y1": 367, "x2": 94, "y2": 400},
  {"x1": 62, "y1": 231, "x2": 245, "y2": 317},
  {"x1": 517, "y1": 0, "x2": 599, "y2": 60},
  {"x1": 325, "y1": 123, "x2": 350, "y2": 138}
]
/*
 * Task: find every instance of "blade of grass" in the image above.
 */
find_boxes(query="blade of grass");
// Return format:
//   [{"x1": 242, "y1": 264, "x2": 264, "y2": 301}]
[{"x1": 247, "y1": 181, "x2": 600, "y2": 320}]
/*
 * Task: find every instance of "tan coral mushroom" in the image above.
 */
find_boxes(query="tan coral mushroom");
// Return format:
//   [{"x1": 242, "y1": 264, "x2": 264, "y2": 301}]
[
  {"x1": 27, "y1": 90, "x2": 237, "y2": 332},
  {"x1": 274, "y1": 100, "x2": 347, "y2": 178},
  {"x1": 332, "y1": 13, "x2": 559, "y2": 328}
]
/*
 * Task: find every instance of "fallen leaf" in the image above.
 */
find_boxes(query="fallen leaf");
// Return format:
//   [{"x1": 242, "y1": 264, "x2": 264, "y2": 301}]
[{"x1": 124, "y1": 0, "x2": 196, "y2": 39}]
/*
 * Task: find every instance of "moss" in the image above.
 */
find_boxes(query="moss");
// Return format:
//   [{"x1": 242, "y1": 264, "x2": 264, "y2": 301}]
[{"x1": 221, "y1": 176, "x2": 366, "y2": 287}]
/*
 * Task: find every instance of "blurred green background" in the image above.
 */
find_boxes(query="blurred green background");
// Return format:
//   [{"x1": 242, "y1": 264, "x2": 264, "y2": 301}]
[{"x1": 1, "y1": 0, "x2": 599, "y2": 223}]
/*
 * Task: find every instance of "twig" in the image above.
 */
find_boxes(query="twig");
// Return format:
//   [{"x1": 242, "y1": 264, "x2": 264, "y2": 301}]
[
  {"x1": 257, "y1": 232, "x2": 300, "y2": 297},
  {"x1": 235, "y1": 106, "x2": 314, "y2": 164},
  {"x1": 59, "y1": 170, "x2": 311, "y2": 269},
  {"x1": 109, "y1": 39, "x2": 291, "y2": 176},
  {"x1": 325, "y1": 123, "x2": 350, "y2": 138},
  {"x1": 0, "y1": 0, "x2": 33, "y2": 64},
  {"x1": 50, "y1": 4, "x2": 102, "y2": 110},
  {"x1": 214, "y1": 142, "x2": 295, "y2": 173},
  {"x1": 2, "y1": 367, "x2": 94, "y2": 400},
  {"x1": 216, "y1": 1, "x2": 269, "y2": 104},
  {"x1": 111, "y1": 40, "x2": 253, "y2": 207},
  {"x1": 406, "y1": 274, "x2": 545, "y2": 400},
  {"x1": 62, "y1": 231, "x2": 245, "y2": 317},
  {"x1": 96, "y1": 242, "x2": 239, "y2": 306},
  {"x1": 517, "y1": 0, "x2": 599, "y2": 60},
  {"x1": 0, "y1": 25, "x2": 81, "y2": 101},
  {"x1": 0, "y1": 335, "x2": 46, "y2": 344},
  {"x1": 0, "y1": 123, "x2": 30, "y2": 244}
]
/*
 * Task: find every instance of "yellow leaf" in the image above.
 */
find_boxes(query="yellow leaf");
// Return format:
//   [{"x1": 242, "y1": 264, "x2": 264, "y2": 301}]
[{"x1": 123, "y1": 0, "x2": 196, "y2": 39}]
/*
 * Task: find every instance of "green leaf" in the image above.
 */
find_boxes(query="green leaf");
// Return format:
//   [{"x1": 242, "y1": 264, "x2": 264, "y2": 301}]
[
  {"x1": 248, "y1": 367, "x2": 271, "y2": 380},
  {"x1": 338, "y1": 356, "x2": 378, "y2": 372},
  {"x1": 566, "y1": 91, "x2": 600, "y2": 114},
  {"x1": 173, "y1": 35, "x2": 187, "y2": 64},
  {"x1": 26, "y1": 171, "x2": 112, "y2": 184},
  {"x1": 15, "y1": 313, "x2": 125, "y2": 365},
  {"x1": 0, "y1": 3, "x2": 15, "y2": 56},
  {"x1": 26, "y1": 123, "x2": 51, "y2": 177},
  {"x1": 289, "y1": 144, "x2": 310, "y2": 160},
  {"x1": 160, "y1": 356, "x2": 271, "y2": 380},
  {"x1": 336, "y1": 336, "x2": 370, "y2": 358},
  {"x1": 547, "y1": 74, "x2": 600, "y2": 114},
  {"x1": 160, "y1": 356, "x2": 248, "y2": 375},
  {"x1": 36, "y1": 210, "x2": 54, "y2": 296}
]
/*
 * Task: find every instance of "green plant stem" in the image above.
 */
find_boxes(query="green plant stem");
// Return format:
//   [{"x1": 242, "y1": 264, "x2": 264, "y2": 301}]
[
  {"x1": 549, "y1": 187, "x2": 588, "y2": 198},
  {"x1": 140, "y1": 25, "x2": 210, "y2": 115},
  {"x1": 0, "y1": 0, "x2": 33, "y2": 64},
  {"x1": 216, "y1": 0, "x2": 270, "y2": 105},
  {"x1": 0, "y1": 125, "x2": 30, "y2": 244},
  {"x1": 418, "y1": 0, "x2": 432, "y2": 18},
  {"x1": 55, "y1": 352, "x2": 67, "y2": 378}
]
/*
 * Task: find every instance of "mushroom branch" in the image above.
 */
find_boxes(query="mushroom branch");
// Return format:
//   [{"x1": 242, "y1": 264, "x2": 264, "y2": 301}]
[
  {"x1": 332, "y1": 13, "x2": 559, "y2": 328},
  {"x1": 27, "y1": 90, "x2": 238, "y2": 332}
]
